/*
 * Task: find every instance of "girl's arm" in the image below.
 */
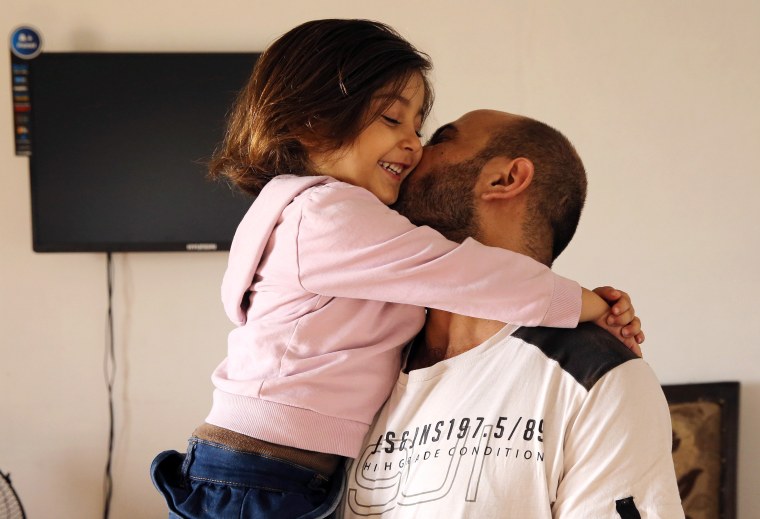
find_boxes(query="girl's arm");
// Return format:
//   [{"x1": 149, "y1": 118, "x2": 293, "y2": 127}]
[
  {"x1": 580, "y1": 288, "x2": 610, "y2": 322},
  {"x1": 296, "y1": 183, "x2": 577, "y2": 327}
]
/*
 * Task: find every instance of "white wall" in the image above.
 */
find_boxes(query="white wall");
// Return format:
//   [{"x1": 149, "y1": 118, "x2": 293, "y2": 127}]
[{"x1": 1, "y1": 1, "x2": 757, "y2": 517}]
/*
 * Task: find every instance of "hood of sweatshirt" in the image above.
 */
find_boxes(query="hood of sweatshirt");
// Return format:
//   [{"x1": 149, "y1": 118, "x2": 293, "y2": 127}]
[{"x1": 221, "y1": 174, "x2": 332, "y2": 326}]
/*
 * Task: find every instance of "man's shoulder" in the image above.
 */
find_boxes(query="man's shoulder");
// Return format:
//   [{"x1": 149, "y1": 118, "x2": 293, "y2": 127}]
[{"x1": 512, "y1": 323, "x2": 639, "y2": 391}]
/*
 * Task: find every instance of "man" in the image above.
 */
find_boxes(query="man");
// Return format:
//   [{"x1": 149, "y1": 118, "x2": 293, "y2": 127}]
[{"x1": 339, "y1": 110, "x2": 683, "y2": 518}]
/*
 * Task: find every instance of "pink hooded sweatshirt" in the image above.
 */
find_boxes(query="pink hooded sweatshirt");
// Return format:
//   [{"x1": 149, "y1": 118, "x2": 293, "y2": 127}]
[{"x1": 206, "y1": 175, "x2": 581, "y2": 457}]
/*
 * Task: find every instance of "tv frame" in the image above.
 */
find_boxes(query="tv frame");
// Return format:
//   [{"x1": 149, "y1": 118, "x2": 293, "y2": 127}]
[{"x1": 25, "y1": 51, "x2": 260, "y2": 253}]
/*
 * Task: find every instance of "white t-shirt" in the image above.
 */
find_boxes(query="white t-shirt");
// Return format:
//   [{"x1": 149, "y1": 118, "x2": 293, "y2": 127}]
[{"x1": 340, "y1": 323, "x2": 684, "y2": 518}]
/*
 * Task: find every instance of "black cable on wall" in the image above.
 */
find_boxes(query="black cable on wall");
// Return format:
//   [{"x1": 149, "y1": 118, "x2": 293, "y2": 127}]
[{"x1": 104, "y1": 252, "x2": 116, "y2": 519}]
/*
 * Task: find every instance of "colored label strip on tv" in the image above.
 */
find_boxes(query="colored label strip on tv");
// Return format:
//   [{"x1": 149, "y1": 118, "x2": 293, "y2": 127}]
[{"x1": 9, "y1": 26, "x2": 42, "y2": 156}]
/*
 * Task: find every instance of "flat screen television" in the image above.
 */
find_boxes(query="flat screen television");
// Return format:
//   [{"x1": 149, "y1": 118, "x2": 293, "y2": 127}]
[{"x1": 26, "y1": 52, "x2": 260, "y2": 252}]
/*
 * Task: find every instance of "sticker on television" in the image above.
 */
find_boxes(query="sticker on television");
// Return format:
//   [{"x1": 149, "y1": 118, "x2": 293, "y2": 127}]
[{"x1": 10, "y1": 26, "x2": 43, "y2": 60}]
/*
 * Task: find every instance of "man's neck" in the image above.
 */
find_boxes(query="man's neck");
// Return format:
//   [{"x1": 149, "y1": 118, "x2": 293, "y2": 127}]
[
  {"x1": 406, "y1": 310, "x2": 508, "y2": 371},
  {"x1": 405, "y1": 210, "x2": 548, "y2": 371}
]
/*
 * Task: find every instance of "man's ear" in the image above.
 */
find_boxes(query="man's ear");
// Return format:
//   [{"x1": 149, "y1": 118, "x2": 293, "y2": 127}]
[{"x1": 478, "y1": 156, "x2": 534, "y2": 201}]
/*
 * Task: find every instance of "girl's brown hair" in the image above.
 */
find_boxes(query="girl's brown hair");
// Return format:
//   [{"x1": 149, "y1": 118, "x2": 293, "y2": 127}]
[{"x1": 209, "y1": 19, "x2": 434, "y2": 197}]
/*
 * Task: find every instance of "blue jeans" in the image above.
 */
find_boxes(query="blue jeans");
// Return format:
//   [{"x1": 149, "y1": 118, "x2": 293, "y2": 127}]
[{"x1": 151, "y1": 439, "x2": 344, "y2": 519}]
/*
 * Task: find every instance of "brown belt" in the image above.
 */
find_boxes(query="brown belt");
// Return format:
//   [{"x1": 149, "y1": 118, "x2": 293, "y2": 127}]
[{"x1": 192, "y1": 423, "x2": 343, "y2": 478}]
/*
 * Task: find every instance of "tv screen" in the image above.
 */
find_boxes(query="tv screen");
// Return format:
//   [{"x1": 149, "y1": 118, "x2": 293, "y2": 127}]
[{"x1": 27, "y1": 52, "x2": 260, "y2": 252}]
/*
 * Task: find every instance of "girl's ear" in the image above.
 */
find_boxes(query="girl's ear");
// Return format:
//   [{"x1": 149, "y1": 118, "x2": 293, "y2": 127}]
[{"x1": 479, "y1": 156, "x2": 535, "y2": 201}]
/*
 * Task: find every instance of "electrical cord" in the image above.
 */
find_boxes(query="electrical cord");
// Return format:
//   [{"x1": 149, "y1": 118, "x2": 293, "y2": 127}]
[{"x1": 104, "y1": 252, "x2": 116, "y2": 519}]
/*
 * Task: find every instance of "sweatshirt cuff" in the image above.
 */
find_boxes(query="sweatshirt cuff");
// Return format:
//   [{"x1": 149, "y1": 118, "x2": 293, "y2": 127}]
[{"x1": 541, "y1": 275, "x2": 582, "y2": 328}]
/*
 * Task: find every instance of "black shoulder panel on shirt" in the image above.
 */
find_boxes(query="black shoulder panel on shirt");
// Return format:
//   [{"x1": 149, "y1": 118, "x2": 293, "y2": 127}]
[{"x1": 512, "y1": 322, "x2": 639, "y2": 391}]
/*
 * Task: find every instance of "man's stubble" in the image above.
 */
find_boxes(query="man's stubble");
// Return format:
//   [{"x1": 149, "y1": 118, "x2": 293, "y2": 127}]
[{"x1": 392, "y1": 156, "x2": 483, "y2": 244}]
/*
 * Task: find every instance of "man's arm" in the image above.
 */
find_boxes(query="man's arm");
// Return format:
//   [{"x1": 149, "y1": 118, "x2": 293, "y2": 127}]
[{"x1": 553, "y1": 359, "x2": 684, "y2": 518}]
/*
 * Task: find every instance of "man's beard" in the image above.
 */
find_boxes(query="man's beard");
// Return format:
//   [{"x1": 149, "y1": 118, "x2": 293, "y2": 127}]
[{"x1": 391, "y1": 157, "x2": 482, "y2": 243}]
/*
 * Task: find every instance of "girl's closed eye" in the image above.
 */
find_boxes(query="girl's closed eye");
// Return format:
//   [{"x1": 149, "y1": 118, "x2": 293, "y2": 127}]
[
  {"x1": 382, "y1": 115, "x2": 401, "y2": 126},
  {"x1": 382, "y1": 115, "x2": 423, "y2": 138}
]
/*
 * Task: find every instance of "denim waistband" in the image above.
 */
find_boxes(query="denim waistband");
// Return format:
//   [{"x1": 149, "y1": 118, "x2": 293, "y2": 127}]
[
  {"x1": 183, "y1": 438, "x2": 330, "y2": 492},
  {"x1": 192, "y1": 423, "x2": 343, "y2": 477}
]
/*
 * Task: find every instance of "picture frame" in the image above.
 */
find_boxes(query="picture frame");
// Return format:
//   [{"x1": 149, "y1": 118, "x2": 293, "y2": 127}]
[{"x1": 662, "y1": 381, "x2": 739, "y2": 519}]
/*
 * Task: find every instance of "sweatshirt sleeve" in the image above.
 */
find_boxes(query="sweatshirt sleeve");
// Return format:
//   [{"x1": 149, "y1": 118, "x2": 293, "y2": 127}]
[{"x1": 294, "y1": 182, "x2": 581, "y2": 328}]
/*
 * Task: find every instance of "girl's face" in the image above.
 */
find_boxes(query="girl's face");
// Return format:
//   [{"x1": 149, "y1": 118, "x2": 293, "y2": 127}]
[{"x1": 310, "y1": 73, "x2": 426, "y2": 205}]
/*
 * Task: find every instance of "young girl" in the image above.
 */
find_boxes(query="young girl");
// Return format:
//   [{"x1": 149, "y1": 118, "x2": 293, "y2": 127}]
[{"x1": 151, "y1": 19, "x2": 641, "y2": 518}]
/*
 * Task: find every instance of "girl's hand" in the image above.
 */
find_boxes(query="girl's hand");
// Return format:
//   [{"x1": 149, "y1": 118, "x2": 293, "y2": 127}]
[{"x1": 593, "y1": 286, "x2": 644, "y2": 357}]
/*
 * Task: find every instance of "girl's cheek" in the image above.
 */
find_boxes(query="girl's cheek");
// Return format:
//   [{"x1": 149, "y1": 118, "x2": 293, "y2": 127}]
[{"x1": 412, "y1": 149, "x2": 423, "y2": 169}]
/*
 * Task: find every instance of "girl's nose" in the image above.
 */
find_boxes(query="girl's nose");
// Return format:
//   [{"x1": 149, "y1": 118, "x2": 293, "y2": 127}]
[{"x1": 402, "y1": 128, "x2": 422, "y2": 153}]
